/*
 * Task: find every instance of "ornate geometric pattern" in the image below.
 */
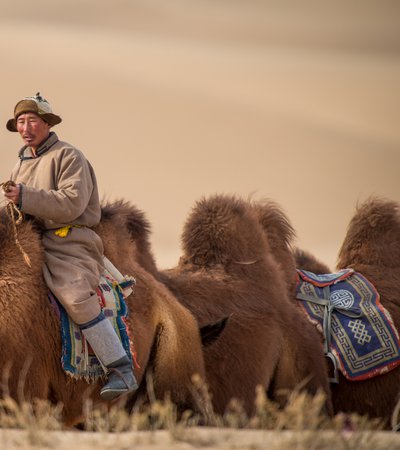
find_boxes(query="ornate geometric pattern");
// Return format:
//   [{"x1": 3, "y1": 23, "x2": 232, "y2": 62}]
[
  {"x1": 348, "y1": 319, "x2": 371, "y2": 345},
  {"x1": 296, "y1": 269, "x2": 400, "y2": 381},
  {"x1": 330, "y1": 289, "x2": 355, "y2": 309}
]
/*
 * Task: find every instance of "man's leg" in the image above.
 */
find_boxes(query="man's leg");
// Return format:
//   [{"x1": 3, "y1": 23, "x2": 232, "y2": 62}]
[{"x1": 80, "y1": 312, "x2": 138, "y2": 400}]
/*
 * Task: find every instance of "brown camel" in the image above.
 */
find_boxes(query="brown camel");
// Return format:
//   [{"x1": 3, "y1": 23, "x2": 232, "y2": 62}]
[
  {"x1": 0, "y1": 203, "x2": 209, "y2": 425},
  {"x1": 293, "y1": 248, "x2": 331, "y2": 275},
  {"x1": 120, "y1": 195, "x2": 332, "y2": 416},
  {"x1": 257, "y1": 197, "x2": 400, "y2": 426}
]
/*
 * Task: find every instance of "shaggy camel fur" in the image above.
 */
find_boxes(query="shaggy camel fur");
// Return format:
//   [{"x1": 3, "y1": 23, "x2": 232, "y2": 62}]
[
  {"x1": 257, "y1": 197, "x2": 400, "y2": 426},
  {"x1": 293, "y1": 248, "x2": 331, "y2": 275},
  {"x1": 0, "y1": 204, "x2": 208, "y2": 425},
  {"x1": 120, "y1": 195, "x2": 332, "y2": 416}
]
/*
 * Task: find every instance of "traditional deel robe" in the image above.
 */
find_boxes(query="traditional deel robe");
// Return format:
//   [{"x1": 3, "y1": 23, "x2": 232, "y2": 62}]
[{"x1": 10, "y1": 132, "x2": 104, "y2": 324}]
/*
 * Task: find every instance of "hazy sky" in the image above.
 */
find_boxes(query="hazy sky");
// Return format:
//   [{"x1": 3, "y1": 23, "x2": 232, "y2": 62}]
[{"x1": 1, "y1": 0, "x2": 399, "y2": 269}]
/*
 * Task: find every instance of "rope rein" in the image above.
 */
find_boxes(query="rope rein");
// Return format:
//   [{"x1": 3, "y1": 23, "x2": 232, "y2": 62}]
[{"x1": 0, "y1": 180, "x2": 31, "y2": 268}]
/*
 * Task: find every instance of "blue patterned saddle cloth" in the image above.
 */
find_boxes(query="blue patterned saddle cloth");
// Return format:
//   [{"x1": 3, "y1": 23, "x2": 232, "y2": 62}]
[{"x1": 296, "y1": 269, "x2": 400, "y2": 381}]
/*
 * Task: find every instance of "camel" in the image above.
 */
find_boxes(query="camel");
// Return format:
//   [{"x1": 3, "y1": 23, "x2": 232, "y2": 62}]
[
  {"x1": 0, "y1": 202, "x2": 211, "y2": 426},
  {"x1": 293, "y1": 248, "x2": 331, "y2": 275},
  {"x1": 120, "y1": 195, "x2": 332, "y2": 416},
  {"x1": 255, "y1": 197, "x2": 400, "y2": 426}
]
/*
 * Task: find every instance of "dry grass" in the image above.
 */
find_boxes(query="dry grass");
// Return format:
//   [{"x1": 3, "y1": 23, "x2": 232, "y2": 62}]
[{"x1": 1, "y1": 380, "x2": 398, "y2": 450}]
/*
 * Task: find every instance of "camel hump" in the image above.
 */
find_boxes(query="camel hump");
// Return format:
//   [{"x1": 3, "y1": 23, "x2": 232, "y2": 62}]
[
  {"x1": 181, "y1": 194, "x2": 267, "y2": 268},
  {"x1": 101, "y1": 199, "x2": 151, "y2": 240},
  {"x1": 100, "y1": 200, "x2": 159, "y2": 275},
  {"x1": 352, "y1": 197, "x2": 399, "y2": 231},
  {"x1": 337, "y1": 197, "x2": 400, "y2": 268},
  {"x1": 294, "y1": 248, "x2": 331, "y2": 274},
  {"x1": 252, "y1": 199, "x2": 296, "y2": 250}
]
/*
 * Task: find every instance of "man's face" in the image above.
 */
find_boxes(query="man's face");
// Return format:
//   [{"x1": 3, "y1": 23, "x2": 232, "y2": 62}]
[{"x1": 16, "y1": 112, "x2": 50, "y2": 151}]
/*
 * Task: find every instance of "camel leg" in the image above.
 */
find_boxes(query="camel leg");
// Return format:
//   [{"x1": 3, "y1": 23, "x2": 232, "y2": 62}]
[{"x1": 270, "y1": 330, "x2": 333, "y2": 415}]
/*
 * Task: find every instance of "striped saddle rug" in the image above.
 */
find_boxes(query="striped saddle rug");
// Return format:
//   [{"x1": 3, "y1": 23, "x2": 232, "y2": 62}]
[
  {"x1": 48, "y1": 258, "x2": 137, "y2": 381},
  {"x1": 295, "y1": 268, "x2": 400, "y2": 382}
]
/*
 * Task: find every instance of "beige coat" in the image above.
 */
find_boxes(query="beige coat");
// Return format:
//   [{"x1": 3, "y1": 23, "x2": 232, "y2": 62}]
[{"x1": 10, "y1": 132, "x2": 104, "y2": 324}]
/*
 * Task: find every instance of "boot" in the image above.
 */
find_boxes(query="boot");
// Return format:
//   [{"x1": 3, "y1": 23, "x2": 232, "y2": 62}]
[
  {"x1": 80, "y1": 312, "x2": 138, "y2": 400},
  {"x1": 100, "y1": 355, "x2": 138, "y2": 401}
]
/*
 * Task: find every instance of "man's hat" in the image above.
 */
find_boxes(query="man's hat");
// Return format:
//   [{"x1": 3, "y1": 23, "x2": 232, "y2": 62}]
[{"x1": 6, "y1": 92, "x2": 62, "y2": 132}]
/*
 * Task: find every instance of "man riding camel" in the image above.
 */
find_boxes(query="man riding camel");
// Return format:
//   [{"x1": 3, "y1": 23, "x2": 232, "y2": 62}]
[{"x1": 3, "y1": 93, "x2": 138, "y2": 400}]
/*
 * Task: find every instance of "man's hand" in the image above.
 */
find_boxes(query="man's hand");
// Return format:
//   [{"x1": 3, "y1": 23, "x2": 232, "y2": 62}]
[{"x1": 3, "y1": 183, "x2": 20, "y2": 204}]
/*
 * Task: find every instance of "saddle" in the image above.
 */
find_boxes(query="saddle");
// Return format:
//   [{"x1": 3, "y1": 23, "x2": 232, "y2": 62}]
[
  {"x1": 296, "y1": 269, "x2": 400, "y2": 382},
  {"x1": 49, "y1": 257, "x2": 138, "y2": 381}
]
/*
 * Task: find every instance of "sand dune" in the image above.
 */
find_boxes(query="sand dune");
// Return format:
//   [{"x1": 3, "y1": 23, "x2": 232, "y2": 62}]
[{"x1": 1, "y1": 0, "x2": 399, "y2": 269}]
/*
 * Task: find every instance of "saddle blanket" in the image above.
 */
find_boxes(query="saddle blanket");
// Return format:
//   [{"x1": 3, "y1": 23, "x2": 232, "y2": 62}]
[
  {"x1": 295, "y1": 268, "x2": 400, "y2": 381},
  {"x1": 49, "y1": 261, "x2": 137, "y2": 381}
]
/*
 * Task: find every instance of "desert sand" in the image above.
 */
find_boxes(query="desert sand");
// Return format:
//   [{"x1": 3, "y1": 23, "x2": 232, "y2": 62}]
[
  {"x1": 1, "y1": 427, "x2": 400, "y2": 450},
  {"x1": 1, "y1": 0, "x2": 399, "y2": 270}
]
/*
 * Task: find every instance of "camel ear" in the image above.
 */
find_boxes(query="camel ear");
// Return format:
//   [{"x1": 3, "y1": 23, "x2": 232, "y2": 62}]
[{"x1": 199, "y1": 316, "x2": 229, "y2": 347}]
